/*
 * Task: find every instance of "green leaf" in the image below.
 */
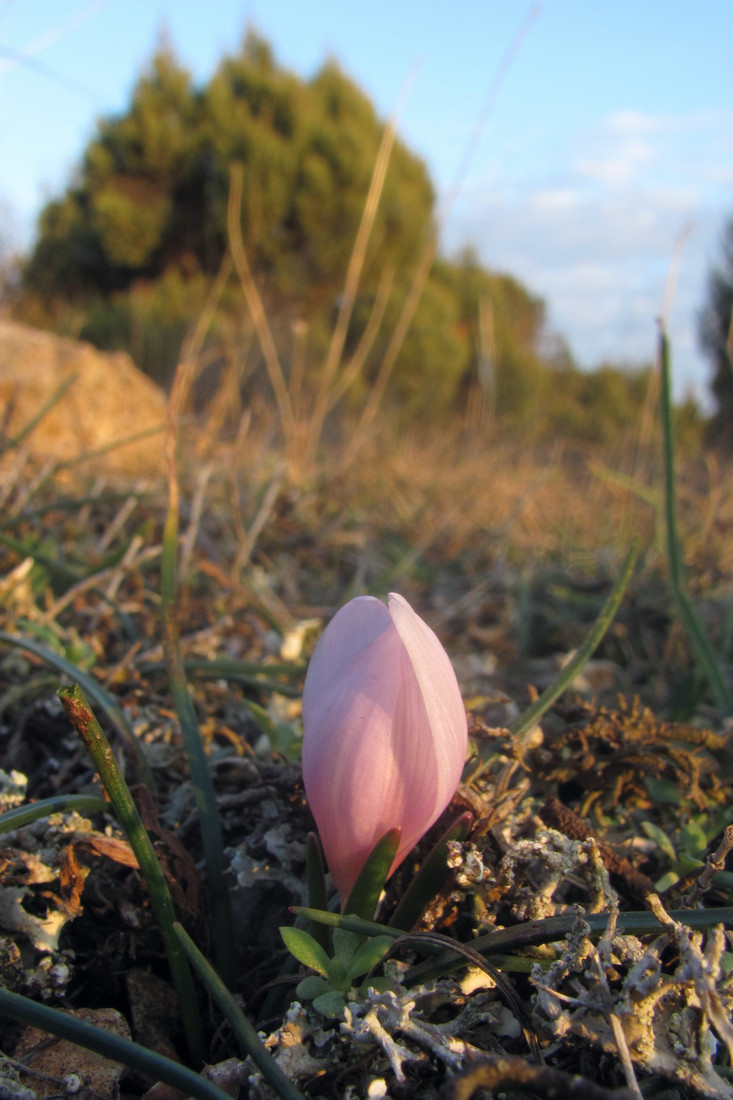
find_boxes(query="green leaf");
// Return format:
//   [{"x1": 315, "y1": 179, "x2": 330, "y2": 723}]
[
  {"x1": 343, "y1": 827, "x2": 401, "y2": 921},
  {"x1": 655, "y1": 870, "x2": 680, "y2": 892},
  {"x1": 279, "y1": 927, "x2": 331, "y2": 977},
  {"x1": 296, "y1": 975, "x2": 331, "y2": 1000},
  {"x1": 467, "y1": 538, "x2": 640, "y2": 781},
  {"x1": 658, "y1": 325, "x2": 732, "y2": 713},
  {"x1": 0, "y1": 987, "x2": 231, "y2": 1100},
  {"x1": 677, "y1": 853, "x2": 705, "y2": 875},
  {"x1": 312, "y1": 991, "x2": 347, "y2": 1017},
  {"x1": 0, "y1": 795, "x2": 110, "y2": 833},
  {"x1": 345, "y1": 935, "x2": 394, "y2": 982},
  {"x1": 644, "y1": 776, "x2": 683, "y2": 806},
  {"x1": 332, "y1": 926, "x2": 361, "y2": 964},
  {"x1": 0, "y1": 632, "x2": 152, "y2": 786},
  {"x1": 325, "y1": 958, "x2": 348, "y2": 990},
  {"x1": 305, "y1": 833, "x2": 330, "y2": 952},
  {"x1": 640, "y1": 820, "x2": 677, "y2": 864},
  {"x1": 679, "y1": 820, "x2": 707, "y2": 857}
]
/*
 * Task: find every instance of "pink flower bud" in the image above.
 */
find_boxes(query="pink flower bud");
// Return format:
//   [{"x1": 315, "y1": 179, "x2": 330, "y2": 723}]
[{"x1": 302, "y1": 592, "x2": 467, "y2": 904}]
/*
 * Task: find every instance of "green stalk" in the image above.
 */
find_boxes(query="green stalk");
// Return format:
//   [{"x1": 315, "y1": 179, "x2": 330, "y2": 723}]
[
  {"x1": 404, "y1": 903, "x2": 733, "y2": 984},
  {"x1": 293, "y1": 907, "x2": 404, "y2": 940},
  {"x1": 389, "y1": 812, "x2": 473, "y2": 931},
  {"x1": 57, "y1": 684, "x2": 205, "y2": 1065},
  {"x1": 0, "y1": 632, "x2": 152, "y2": 785},
  {"x1": 173, "y1": 923, "x2": 306, "y2": 1100},
  {"x1": 0, "y1": 794, "x2": 109, "y2": 833},
  {"x1": 160, "y1": 311, "x2": 236, "y2": 984},
  {"x1": 659, "y1": 326, "x2": 732, "y2": 712},
  {"x1": 343, "y1": 828, "x2": 401, "y2": 919},
  {"x1": 160, "y1": 500, "x2": 235, "y2": 984},
  {"x1": 0, "y1": 989, "x2": 227, "y2": 1100},
  {"x1": 294, "y1": 904, "x2": 733, "y2": 986},
  {"x1": 138, "y1": 657, "x2": 303, "y2": 696},
  {"x1": 305, "y1": 833, "x2": 330, "y2": 951},
  {"x1": 468, "y1": 538, "x2": 640, "y2": 783},
  {"x1": 0, "y1": 490, "x2": 149, "y2": 531},
  {"x1": 0, "y1": 537, "x2": 83, "y2": 587},
  {"x1": 1, "y1": 374, "x2": 78, "y2": 452}
]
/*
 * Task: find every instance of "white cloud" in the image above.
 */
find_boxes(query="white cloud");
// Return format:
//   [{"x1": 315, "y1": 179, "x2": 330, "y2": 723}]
[
  {"x1": 443, "y1": 187, "x2": 722, "y2": 402},
  {"x1": 576, "y1": 138, "x2": 654, "y2": 185},
  {"x1": 530, "y1": 187, "x2": 580, "y2": 211},
  {"x1": 607, "y1": 110, "x2": 668, "y2": 135},
  {"x1": 439, "y1": 106, "x2": 733, "y2": 405}
]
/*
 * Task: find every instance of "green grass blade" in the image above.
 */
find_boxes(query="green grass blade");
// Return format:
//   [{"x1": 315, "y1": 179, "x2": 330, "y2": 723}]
[
  {"x1": 0, "y1": 631, "x2": 152, "y2": 785},
  {"x1": 138, "y1": 657, "x2": 304, "y2": 697},
  {"x1": 160, "y1": 466, "x2": 234, "y2": 985},
  {"x1": 389, "y1": 812, "x2": 473, "y2": 931},
  {"x1": 0, "y1": 794, "x2": 109, "y2": 833},
  {"x1": 57, "y1": 423, "x2": 166, "y2": 472},
  {"x1": 403, "y1": 903, "x2": 733, "y2": 984},
  {"x1": 57, "y1": 683, "x2": 205, "y2": 1065},
  {"x1": 0, "y1": 988, "x2": 228, "y2": 1100},
  {"x1": 1, "y1": 373, "x2": 78, "y2": 453},
  {"x1": 298, "y1": 895, "x2": 733, "y2": 986},
  {"x1": 343, "y1": 827, "x2": 401, "y2": 920},
  {"x1": 508, "y1": 537, "x2": 640, "y2": 741},
  {"x1": 296, "y1": 903, "x2": 733, "y2": 985},
  {"x1": 305, "y1": 833, "x2": 330, "y2": 951},
  {"x1": 293, "y1": 907, "x2": 404, "y2": 940},
  {"x1": 468, "y1": 538, "x2": 640, "y2": 782},
  {"x1": 0, "y1": 532, "x2": 82, "y2": 586},
  {"x1": 659, "y1": 325, "x2": 732, "y2": 712},
  {"x1": 0, "y1": 489, "x2": 151, "y2": 532},
  {"x1": 173, "y1": 922, "x2": 306, "y2": 1100}
]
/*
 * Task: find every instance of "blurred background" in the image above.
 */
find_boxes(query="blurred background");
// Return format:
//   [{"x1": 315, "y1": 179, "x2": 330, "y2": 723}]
[{"x1": 1, "y1": 0, "x2": 731, "y2": 451}]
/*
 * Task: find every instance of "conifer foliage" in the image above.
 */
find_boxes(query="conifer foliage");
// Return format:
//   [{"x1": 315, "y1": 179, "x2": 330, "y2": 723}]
[
  {"x1": 16, "y1": 30, "x2": 672, "y2": 443},
  {"x1": 699, "y1": 218, "x2": 733, "y2": 449}
]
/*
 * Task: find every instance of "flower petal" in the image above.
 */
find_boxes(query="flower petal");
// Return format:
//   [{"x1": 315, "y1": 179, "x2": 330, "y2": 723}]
[
  {"x1": 302, "y1": 597, "x2": 406, "y2": 900},
  {"x1": 301, "y1": 593, "x2": 468, "y2": 905},
  {"x1": 302, "y1": 596, "x2": 392, "y2": 711},
  {"x1": 388, "y1": 592, "x2": 467, "y2": 816}
]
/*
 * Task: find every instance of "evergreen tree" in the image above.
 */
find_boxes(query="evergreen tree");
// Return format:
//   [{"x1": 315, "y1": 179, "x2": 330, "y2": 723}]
[
  {"x1": 699, "y1": 218, "x2": 733, "y2": 449},
  {"x1": 20, "y1": 31, "x2": 435, "y2": 387},
  {"x1": 15, "y1": 27, "x2": 664, "y2": 442}
]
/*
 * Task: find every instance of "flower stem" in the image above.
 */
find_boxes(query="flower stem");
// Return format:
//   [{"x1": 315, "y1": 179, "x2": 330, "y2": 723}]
[
  {"x1": 173, "y1": 923, "x2": 306, "y2": 1100},
  {"x1": 0, "y1": 989, "x2": 225, "y2": 1100},
  {"x1": 57, "y1": 683, "x2": 205, "y2": 1065}
]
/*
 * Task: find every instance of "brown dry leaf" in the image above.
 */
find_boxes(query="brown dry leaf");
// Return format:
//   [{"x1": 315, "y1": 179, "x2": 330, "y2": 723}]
[
  {"x1": 58, "y1": 844, "x2": 90, "y2": 915},
  {"x1": 132, "y1": 786, "x2": 204, "y2": 922},
  {"x1": 79, "y1": 835, "x2": 140, "y2": 869}
]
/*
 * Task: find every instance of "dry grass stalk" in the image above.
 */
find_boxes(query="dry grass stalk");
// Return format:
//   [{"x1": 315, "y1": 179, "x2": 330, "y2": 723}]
[
  {"x1": 227, "y1": 163, "x2": 294, "y2": 440},
  {"x1": 302, "y1": 88, "x2": 407, "y2": 470}
]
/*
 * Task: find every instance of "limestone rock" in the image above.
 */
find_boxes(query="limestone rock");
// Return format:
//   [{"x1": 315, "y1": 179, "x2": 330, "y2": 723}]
[
  {"x1": 0, "y1": 320, "x2": 167, "y2": 476},
  {"x1": 13, "y1": 1007, "x2": 131, "y2": 1100}
]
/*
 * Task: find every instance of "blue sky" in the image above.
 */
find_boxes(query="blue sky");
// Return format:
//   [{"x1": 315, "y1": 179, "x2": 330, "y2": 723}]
[{"x1": 1, "y1": 0, "x2": 731, "y2": 403}]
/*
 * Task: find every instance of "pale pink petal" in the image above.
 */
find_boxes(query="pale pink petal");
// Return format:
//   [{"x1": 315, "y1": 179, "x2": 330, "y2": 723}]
[
  {"x1": 302, "y1": 597, "x2": 405, "y2": 900},
  {"x1": 302, "y1": 596, "x2": 392, "y2": 710},
  {"x1": 301, "y1": 593, "x2": 468, "y2": 904},
  {"x1": 388, "y1": 592, "x2": 467, "y2": 817},
  {"x1": 384, "y1": 642, "x2": 440, "y2": 872}
]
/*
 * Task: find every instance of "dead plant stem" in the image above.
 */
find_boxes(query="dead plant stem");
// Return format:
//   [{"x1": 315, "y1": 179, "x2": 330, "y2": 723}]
[
  {"x1": 227, "y1": 164, "x2": 294, "y2": 437},
  {"x1": 304, "y1": 83, "x2": 407, "y2": 469}
]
